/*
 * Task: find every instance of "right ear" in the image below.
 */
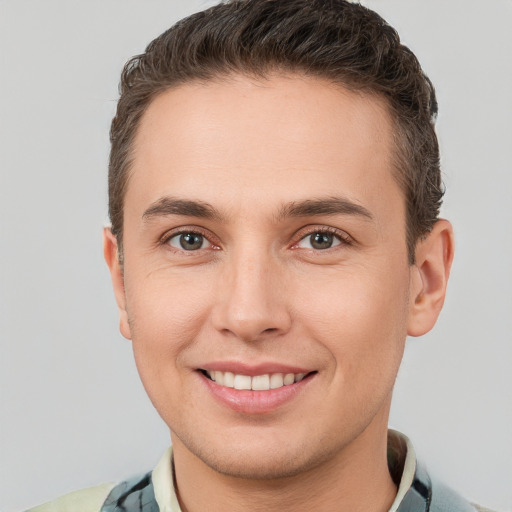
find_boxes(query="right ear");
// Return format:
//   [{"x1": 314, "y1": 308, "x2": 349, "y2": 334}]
[{"x1": 103, "y1": 228, "x2": 132, "y2": 340}]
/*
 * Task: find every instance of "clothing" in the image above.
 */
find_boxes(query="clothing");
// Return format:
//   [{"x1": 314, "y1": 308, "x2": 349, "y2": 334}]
[{"x1": 25, "y1": 431, "x2": 493, "y2": 512}]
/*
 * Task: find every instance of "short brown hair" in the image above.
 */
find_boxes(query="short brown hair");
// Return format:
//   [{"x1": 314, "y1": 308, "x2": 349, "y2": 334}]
[{"x1": 109, "y1": 0, "x2": 443, "y2": 263}]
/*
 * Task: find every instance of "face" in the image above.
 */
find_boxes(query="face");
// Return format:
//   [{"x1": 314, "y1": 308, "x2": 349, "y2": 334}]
[{"x1": 110, "y1": 74, "x2": 419, "y2": 478}]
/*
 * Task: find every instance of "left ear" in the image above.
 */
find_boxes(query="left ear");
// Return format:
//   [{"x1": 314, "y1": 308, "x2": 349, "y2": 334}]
[{"x1": 407, "y1": 219, "x2": 455, "y2": 337}]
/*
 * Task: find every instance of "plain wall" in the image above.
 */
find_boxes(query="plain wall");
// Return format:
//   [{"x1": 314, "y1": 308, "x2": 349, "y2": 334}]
[{"x1": 1, "y1": 1, "x2": 511, "y2": 511}]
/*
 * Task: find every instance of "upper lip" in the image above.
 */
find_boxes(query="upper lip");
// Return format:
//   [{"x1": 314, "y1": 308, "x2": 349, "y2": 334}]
[{"x1": 199, "y1": 361, "x2": 314, "y2": 376}]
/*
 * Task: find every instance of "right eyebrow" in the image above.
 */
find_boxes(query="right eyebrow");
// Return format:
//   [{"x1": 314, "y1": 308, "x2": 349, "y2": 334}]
[{"x1": 142, "y1": 196, "x2": 223, "y2": 222}]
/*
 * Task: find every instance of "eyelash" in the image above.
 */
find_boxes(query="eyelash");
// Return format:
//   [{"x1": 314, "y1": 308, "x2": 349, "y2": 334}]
[
  {"x1": 160, "y1": 226, "x2": 353, "y2": 254},
  {"x1": 291, "y1": 226, "x2": 353, "y2": 251},
  {"x1": 160, "y1": 227, "x2": 220, "y2": 253}
]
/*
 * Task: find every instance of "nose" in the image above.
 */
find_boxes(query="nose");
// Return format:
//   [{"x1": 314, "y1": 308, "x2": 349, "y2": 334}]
[{"x1": 211, "y1": 249, "x2": 292, "y2": 342}]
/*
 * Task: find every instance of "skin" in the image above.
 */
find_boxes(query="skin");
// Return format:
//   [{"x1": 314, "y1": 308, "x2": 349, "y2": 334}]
[{"x1": 105, "y1": 74, "x2": 454, "y2": 512}]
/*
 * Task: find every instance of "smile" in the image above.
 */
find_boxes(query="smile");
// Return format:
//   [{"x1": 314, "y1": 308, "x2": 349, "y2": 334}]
[
  {"x1": 202, "y1": 370, "x2": 308, "y2": 391},
  {"x1": 198, "y1": 366, "x2": 317, "y2": 413}
]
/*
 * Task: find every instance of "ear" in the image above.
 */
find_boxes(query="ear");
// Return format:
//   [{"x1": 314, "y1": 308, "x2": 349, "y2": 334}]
[
  {"x1": 103, "y1": 227, "x2": 132, "y2": 340},
  {"x1": 407, "y1": 219, "x2": 455, "y2": 337}
]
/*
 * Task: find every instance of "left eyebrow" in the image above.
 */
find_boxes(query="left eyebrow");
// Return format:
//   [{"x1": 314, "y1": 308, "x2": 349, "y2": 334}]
[{"x1": 276, "y1": 197, "x2": 374, "y2": 222}]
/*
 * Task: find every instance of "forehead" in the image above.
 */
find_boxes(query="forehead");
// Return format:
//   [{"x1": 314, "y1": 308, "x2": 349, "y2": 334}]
[{"x1": 127, "y1": 73, "x2": 402, "y2": 222}]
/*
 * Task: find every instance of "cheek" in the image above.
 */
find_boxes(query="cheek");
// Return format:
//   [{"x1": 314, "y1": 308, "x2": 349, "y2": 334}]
[
  {"x1": 291, "y1": 263, "x2": 410, "y2": 376},
  {"x1": 285, "y1": 262, "x2": 410, "y2": 434},
  {"x1": 124, "y1": 270, "x2": 214, "y2": 383}
]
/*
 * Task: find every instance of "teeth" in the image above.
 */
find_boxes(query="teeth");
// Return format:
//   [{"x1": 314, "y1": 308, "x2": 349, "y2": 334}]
[
  {"x1": 223, "y1": 371, "x2": 235, "y2": 387},
  {"x1": 269, "y1": 373, "x2": 284, "y2": 389},
  {"x1": 234, "y1": 374, "x2": 252, "y2": 390},
  {"x1": 204, "y1": 370, "x2": 308, "y2": 391},
  {"x1": 251, "y1": 374, "x2": 270, "y2": 390},
  {"x1": 283, "y1": 373, "x2": 295, "y2": 385}
]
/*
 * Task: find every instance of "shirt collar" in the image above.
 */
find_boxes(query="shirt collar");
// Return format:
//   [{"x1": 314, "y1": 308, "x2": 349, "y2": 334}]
[
  {"x1": 152, "y1": 446, "x2": 180, "y2": 512},
  {"x1": 387, "y1": 430, "x2": 418, "y2": 511}
]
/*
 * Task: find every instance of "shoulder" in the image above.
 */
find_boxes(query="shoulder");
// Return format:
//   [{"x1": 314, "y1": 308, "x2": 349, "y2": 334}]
[
  {"x1": 24, "y1": 471, "x2": 156, "y2": 512},
  {"x1": 24, "y1": 482, "x2": 115, "y2": 512},
  {"x1": 23, "y1": 450, "x2": 171, "y2": 512},
  {"x1": 430, "y1": 478, "x2": 497, "y2": 512},
  {"x1": 100, "y1": 471, "x2": 157, "y2": 511},
  {"x1": 396, "y1": 448, "x2": 496, "y2": 512}
]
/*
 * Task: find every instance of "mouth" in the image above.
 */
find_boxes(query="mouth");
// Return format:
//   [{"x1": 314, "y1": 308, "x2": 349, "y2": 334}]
[
  {"x1": 199, "y1": 369, "x2": 315, "y2": 391},
  {"x1": 197, "y1": 365, "x2": 317, "y2": 413}
]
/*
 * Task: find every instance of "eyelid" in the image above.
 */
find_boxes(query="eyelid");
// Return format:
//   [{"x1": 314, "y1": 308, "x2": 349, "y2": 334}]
[
  {"x1": 159, "y1": 226, "x2": 220, "y2": 250},
  {"x1": 157, "y1": 224, "x2": 352, "y2": 252},
  {"x1": 290, "y1": 225, "x2": 353, "y2": 249}
]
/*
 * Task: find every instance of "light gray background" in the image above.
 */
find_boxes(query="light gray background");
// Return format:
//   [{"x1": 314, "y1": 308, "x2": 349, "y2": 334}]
[{"x1": 1, "y1": 1, "x2": 511, "y2": 511}]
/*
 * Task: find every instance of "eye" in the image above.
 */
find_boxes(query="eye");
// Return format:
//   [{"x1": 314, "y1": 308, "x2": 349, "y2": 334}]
[
  {"x1": 297, "y1": 231, "x2": 344, "y2": 250},
  {"x1": 167, "y1": 232, "x2": 209, "y2": 251}
]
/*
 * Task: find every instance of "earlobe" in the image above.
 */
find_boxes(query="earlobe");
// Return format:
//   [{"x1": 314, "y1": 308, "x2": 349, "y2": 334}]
[
  {"x1": 103, "y1": 228, "x2": 132, "y2": 340},
  {"x1": 407, "y1": 219, "x2": 455, "y2": 337}
]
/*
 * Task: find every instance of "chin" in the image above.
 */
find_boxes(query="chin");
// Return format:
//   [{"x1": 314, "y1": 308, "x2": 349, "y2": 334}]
[
  {"x1": 199, "y1": 449, "x2": 321, "y2": 480},
  {"x1": 175, "y1": 427, "x2": 340, "y2": 481}
]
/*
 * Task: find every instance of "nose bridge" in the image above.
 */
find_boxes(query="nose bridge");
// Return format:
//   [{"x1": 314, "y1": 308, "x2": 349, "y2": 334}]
[{"x1": 212, "y1": 242, "x2": 290, "y2": 341}]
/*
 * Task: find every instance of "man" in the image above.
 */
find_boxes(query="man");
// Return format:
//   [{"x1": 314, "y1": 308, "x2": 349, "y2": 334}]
[{"x1": 26, "y1": 0, "x2": 493, "y2": 511}]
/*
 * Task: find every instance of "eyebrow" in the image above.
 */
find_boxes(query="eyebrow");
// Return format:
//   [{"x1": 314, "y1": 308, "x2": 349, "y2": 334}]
[
  {"x1": 276, "y1": 197, "x2": 374, "y2": 221},
  {"x1": 142, "y1": 195, "x2": 374, "y2": 223},
  {"x1": 142, "y1": 197, "x2": 223, "y2": 222}
]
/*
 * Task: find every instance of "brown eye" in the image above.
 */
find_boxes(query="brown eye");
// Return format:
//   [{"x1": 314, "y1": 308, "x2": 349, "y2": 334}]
[
  {"x1": 297, "y1": 232, "x2": 342, "y2": 250},
  {"x1": 168, "y1": 232, "x2": 207, "y2": 251}
]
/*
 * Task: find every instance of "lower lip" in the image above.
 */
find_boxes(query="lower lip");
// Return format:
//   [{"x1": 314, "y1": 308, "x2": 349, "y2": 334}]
[{"x1": 199, "y1": 372, "x2": 315, "y2": 414}]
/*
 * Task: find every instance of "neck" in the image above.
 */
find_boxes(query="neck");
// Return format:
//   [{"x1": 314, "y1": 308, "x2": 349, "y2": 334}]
[{"x1": 171, "y1": 415, "x2": 397, "y2": 512}]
